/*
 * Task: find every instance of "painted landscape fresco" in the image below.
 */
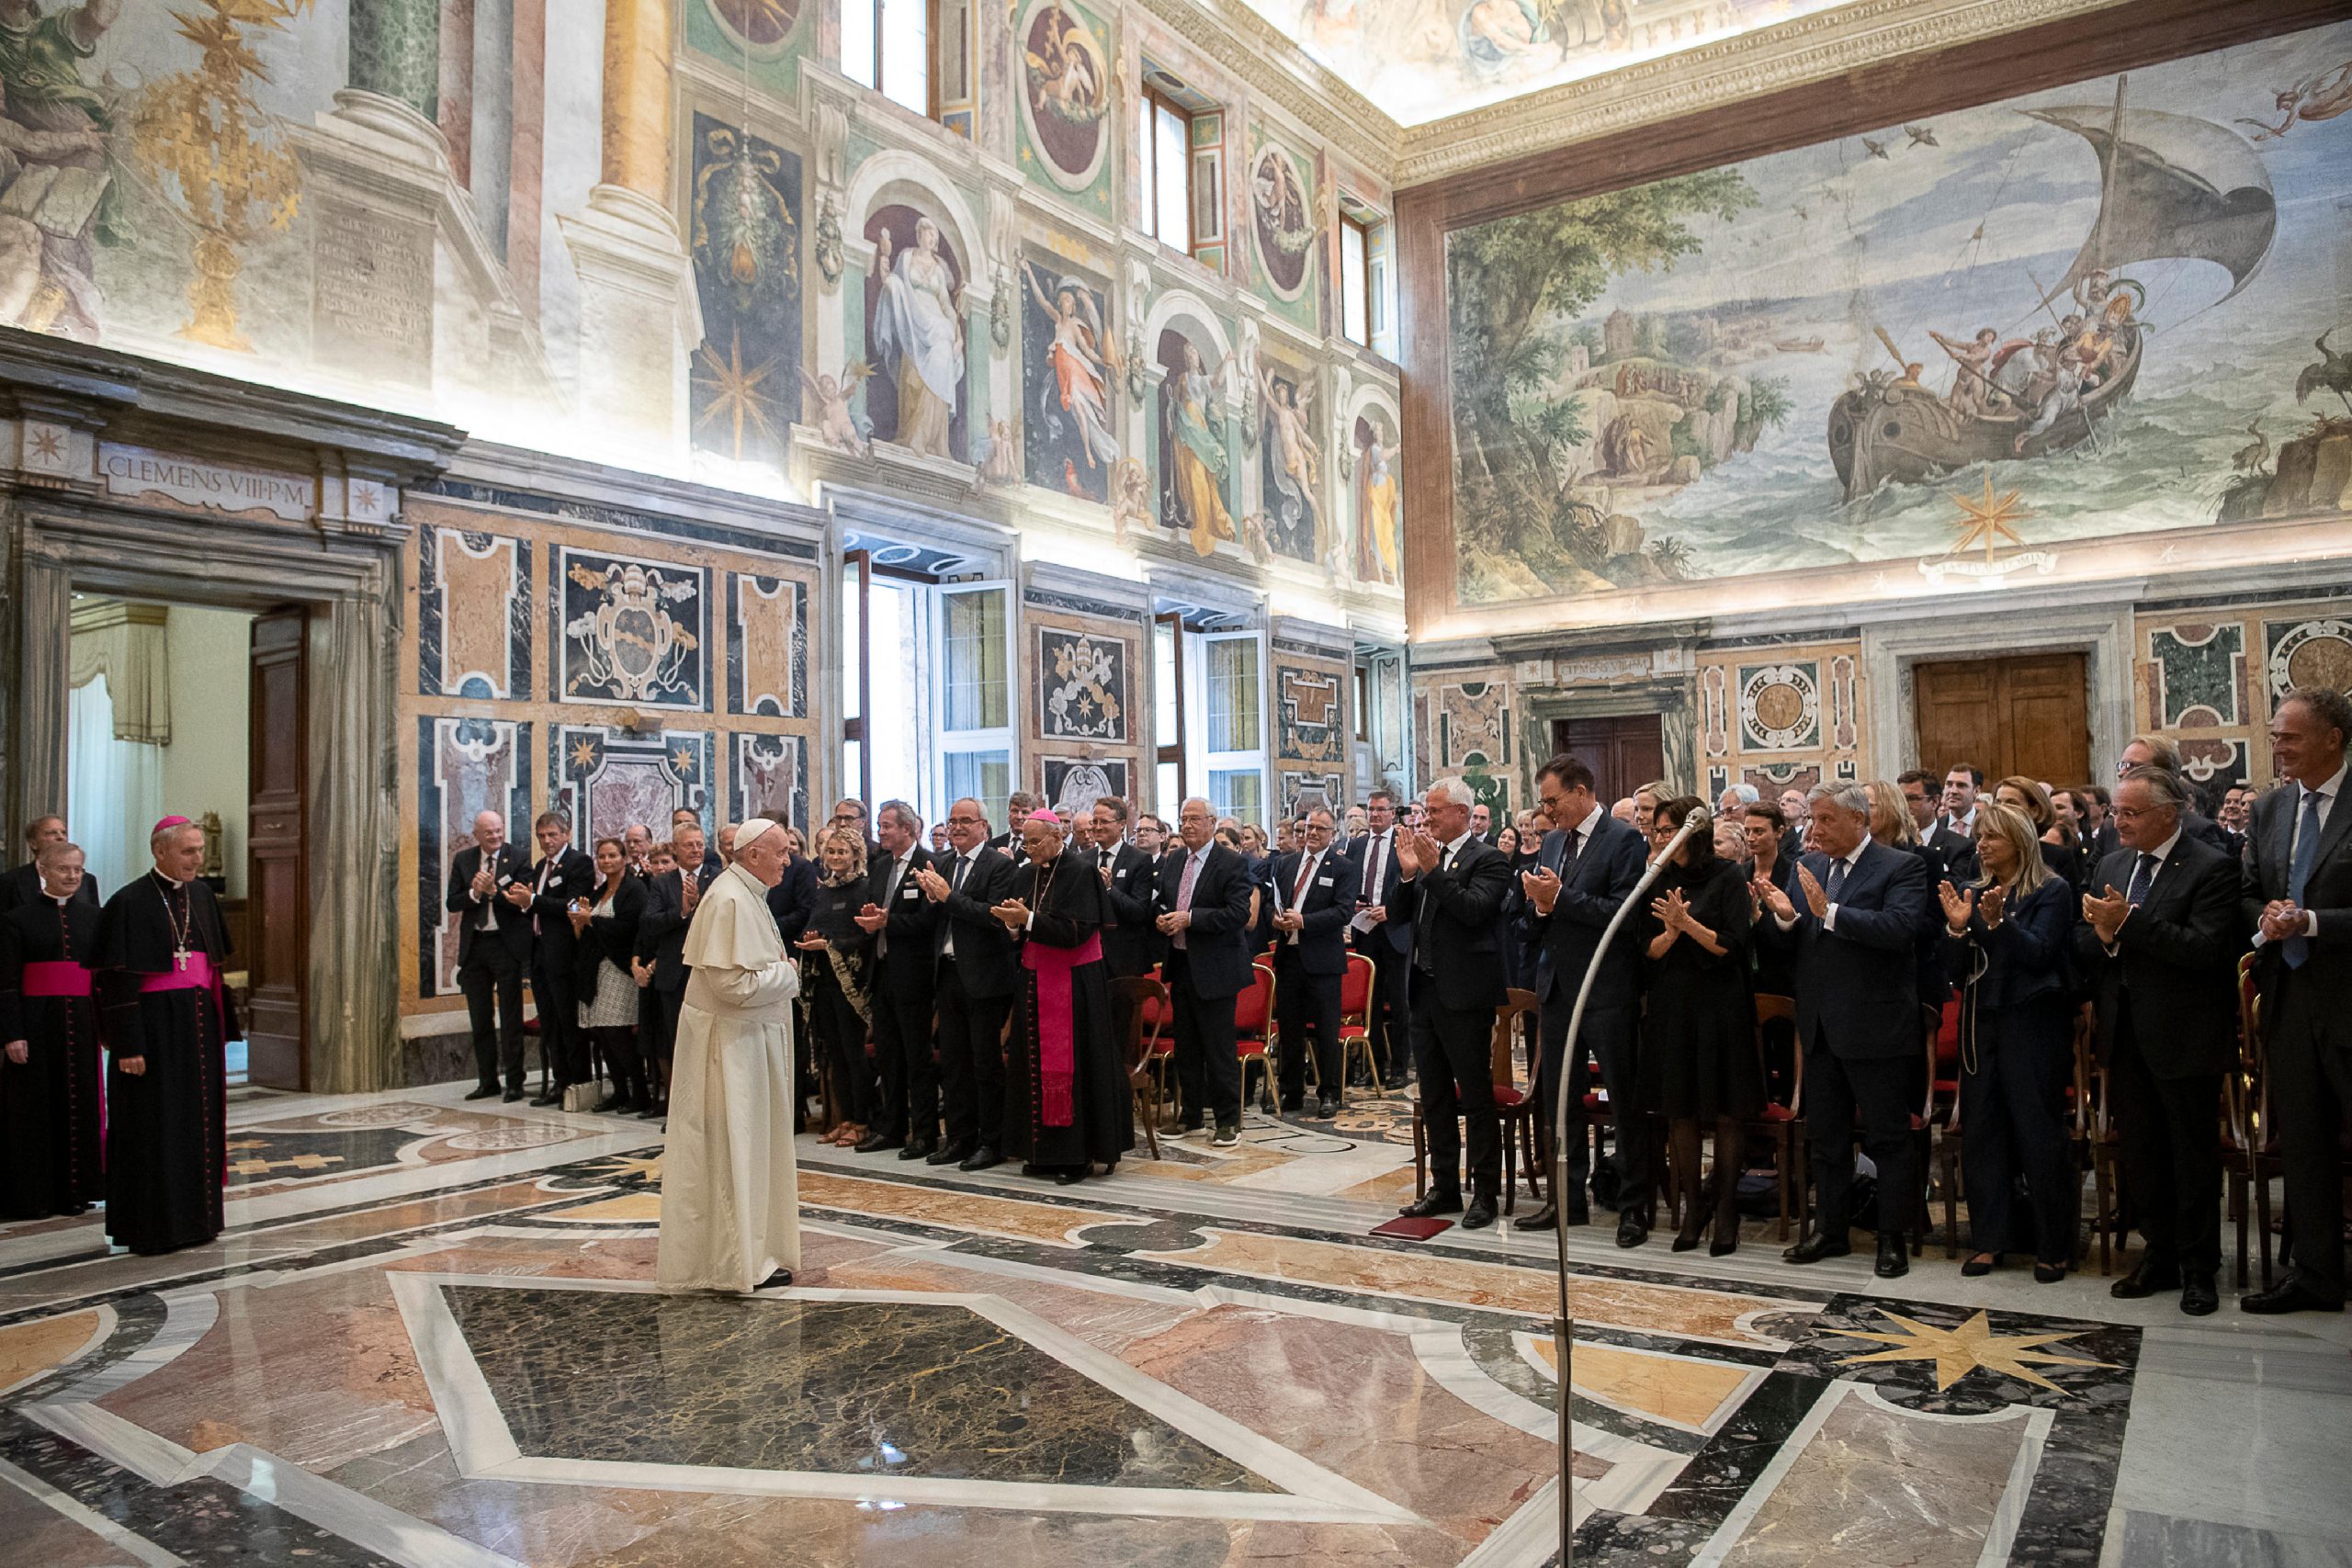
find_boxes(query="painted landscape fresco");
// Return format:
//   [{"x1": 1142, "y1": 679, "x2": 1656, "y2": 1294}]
[{"x1": 1446, "y1": 22, "x2": 2352, "y2": 605}]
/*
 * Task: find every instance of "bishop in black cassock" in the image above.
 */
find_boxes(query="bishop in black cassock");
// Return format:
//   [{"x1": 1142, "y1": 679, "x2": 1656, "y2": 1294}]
[
  {"x1": 92, "y1": 818, "x2": 234, "y2": 1257},
  {"x1": 0, "y1": 846, "x2": 104, "y2": 1218},
  {"x1": 994, "y1": 813, "x2": 1131, "y2": 1183}
]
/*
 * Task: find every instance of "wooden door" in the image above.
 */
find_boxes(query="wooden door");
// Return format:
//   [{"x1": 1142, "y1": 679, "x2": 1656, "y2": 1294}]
[
  {"x1": 1552, "y1": 715, "x2": 1667, "y2": 806},
  {"x1": 1913, "y1": 652, "x2": 2090, "y2": 788},
  {"x1": 245, "y1": 607, "x2": 309, "y2": 1089}
]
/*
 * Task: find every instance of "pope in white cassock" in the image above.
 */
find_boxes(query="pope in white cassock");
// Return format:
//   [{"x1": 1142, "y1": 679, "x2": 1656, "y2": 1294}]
[{"x1": 658, "y1": 818, "x2": 802, "y2": 1292}]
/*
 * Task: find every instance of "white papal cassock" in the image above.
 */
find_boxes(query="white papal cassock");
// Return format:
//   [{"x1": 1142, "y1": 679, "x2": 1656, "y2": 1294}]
[{"x1": 656, "y1": 860, "x2": 802, "y2": 1292}]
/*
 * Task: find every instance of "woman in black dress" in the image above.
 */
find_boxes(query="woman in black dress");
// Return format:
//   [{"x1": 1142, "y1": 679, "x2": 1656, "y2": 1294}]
[
  {"x1": 1638, "y1": 797, "x2": 1761, "y2": 1256},
  {"x1": 992, "y1": 811, "x2": 1132, "y2": 1184},
  {"x1": 1939, "y1": 803, "x2": 2077, "y2": 1283},
  {"x1": 571, "y1": 837, "x2": 649, "y2": 1113},
  {"x1": 794, "y1": 827, "x2": 877, "y2": 1146}
]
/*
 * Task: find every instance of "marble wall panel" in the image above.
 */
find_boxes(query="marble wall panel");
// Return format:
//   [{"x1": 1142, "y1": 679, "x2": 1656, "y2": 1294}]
[
  {"x1": 417, "y1": 526, "x2": 530, "y2": 700},
  {"x1": 2133, "y1": 594, "x2": 2352, "y2": 787},
  {"x1": 415, "y1": 716, "x2": 532, "y2": 999},
  {"x1": 553, "y1": 547, "x2": 711, "y2": 712},
  {"x1": 1022, "y1": 585, "x2": 1146, "y2": 819},
  {"x1": 727, "y1": 573, "x2": 808, "y2": 718}
]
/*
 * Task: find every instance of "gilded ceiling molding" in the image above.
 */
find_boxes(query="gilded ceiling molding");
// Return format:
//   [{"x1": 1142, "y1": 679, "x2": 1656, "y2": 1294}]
[{"x1": 1395, "y1": 0, "x2": 2132, "y2": 186}]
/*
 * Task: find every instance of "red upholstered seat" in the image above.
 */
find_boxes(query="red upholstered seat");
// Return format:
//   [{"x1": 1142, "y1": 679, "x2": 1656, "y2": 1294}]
[{"x1": 1492, "y1": 1085, "x2": 1525, "y2": 1108}]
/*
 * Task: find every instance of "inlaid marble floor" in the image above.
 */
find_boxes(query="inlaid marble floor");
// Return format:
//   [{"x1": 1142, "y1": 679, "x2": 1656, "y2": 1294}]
[{"x1": 0, "y1": 1079, "x2": 2345, "y2": 1567}]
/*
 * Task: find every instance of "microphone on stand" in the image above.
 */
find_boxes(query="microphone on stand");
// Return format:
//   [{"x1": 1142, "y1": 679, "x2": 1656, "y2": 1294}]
[{"x1": 1549, "y1": 810, "x2": 1702, "y2": 1563}]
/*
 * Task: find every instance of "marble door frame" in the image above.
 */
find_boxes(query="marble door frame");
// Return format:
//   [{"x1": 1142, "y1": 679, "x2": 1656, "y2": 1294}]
[{"x1": 10, "y1": 492, "x2": 407, "y2": 1093}]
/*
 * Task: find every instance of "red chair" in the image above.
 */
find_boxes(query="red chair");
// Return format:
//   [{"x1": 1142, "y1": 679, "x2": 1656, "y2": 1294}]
[
  {"x1": 1331, "y1": 951, "x2": 1382, "y2": 1099},
  {"x1": 1236, "y1": 962, "x2": 1278, "y2": 1114},
  {"x1": 1414, "y1": 989, "x2": 1539, "y2": 1210},
  {"x1": 1744, "y1": 994, "x2": 1806, "y2": 1240},
  {"x1": 1111, "y1": 974, "x2": 1172, "y2": 1160}
]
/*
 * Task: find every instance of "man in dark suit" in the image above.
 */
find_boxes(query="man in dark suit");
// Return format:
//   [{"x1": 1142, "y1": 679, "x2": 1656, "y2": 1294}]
[
  {"x1": 1348, "y1": 788, "x2": 1414, "y2": 1087},
  {"x1": 988, "y1": 792, "x2": 1041, "y2": 865},
  {"x1": 914, "y1": 797, "x2": 1018, "y2": 1171},
  {"x1": 1092, "y1": 797, "x2": 1163, "y2": 979},
  {"x1": 1269, "y1": 807, "x2": 1359, "y2": 1119},
  {"x1": 1517, "y1": 755, "x2": 1647, "y2": 1238},
  {"x1": 1902, "y1": 769, "x2": 1974, "y2": 884},
  {"x1": 514, "y1": 809, "x2": 594, "y2": 1106},
  {"x1": 2118, "y1": 735, "x2": 2233, "y2": 853},
  {"x1": 0, "y1": 817, "x2": 100, "y2": 916},
  {"x1": 1155, "y1": 796, "x2": 1257, "y2": 1146},
  {"x1": 633, "y1": 823, "x2": 716, "y2": 1120},
  {"x1": 854, "y1": 800, "x2": 940, "y2": 1158},
  {"x1": 671, "y1": 807, "x2": 720, "y2": 878},
  {"x1": 446, "y1": 809, "x2": 534, "y2": 1100},
  {"x1": 2083, "y1": 786, "x2": 2119, "y2": 862},
  {"x1": 1758, "y1": 781, "x2": 1932, "y2": 1279},
  {"x1": 1395, "y1": 778, "x2": 1516, "y2": 1230},
  {"x1": 2075, "y1": 764, "x2": 2243, "y2": 1316},
  {"x1": 2240, "y1": 690, "x2": 2351, "y2": 1315}
]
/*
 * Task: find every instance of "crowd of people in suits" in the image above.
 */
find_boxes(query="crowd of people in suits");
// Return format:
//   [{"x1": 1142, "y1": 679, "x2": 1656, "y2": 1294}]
[{"x1": 8, "y1": 683, "x2": 2339, "y2": 1314}]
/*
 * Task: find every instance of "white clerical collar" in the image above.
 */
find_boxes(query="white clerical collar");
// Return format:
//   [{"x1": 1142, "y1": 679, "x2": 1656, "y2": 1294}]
[
  {"x1": 46, "y1": 891, "x2": 70, "y2": 906},
  {"x1": 152, "y1": 869, "x2": 185, "y2": 889}
]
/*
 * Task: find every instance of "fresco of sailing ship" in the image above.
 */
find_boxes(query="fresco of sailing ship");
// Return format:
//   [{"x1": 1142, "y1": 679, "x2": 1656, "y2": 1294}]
[
  {"x1": 1442, "y1": 20, "x2": 2352, "y2": 608},
  {"x1": 1828, "y1": 75, "x2": 2278, "y2": 502}
]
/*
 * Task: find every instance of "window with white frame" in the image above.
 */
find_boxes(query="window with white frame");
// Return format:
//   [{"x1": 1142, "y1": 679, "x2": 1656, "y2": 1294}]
[
  {"x1": 841, "y1": 558, "x2": 1014, "y2": 833},
  {"x1": 842, "y1": 0, "x2": 970, "y2": 126},
  {"x1": 1198, "y1": 629, "x2": 1264, "y2": 824},
  {"x1": 1339, "y1": 198, "x2": 1393, "y2": 356}
]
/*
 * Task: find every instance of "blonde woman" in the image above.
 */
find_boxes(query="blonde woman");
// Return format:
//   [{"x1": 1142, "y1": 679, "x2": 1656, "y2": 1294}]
[
  {"x1": 794, "y1": 826, "x2": 877, "y2": 1145},
  {"x1": 1938, "y1": 802, "x2": 2076, "y2": 1283}
]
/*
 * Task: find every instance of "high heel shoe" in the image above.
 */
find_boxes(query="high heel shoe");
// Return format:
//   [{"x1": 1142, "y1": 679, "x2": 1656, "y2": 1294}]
[{"x1": 1671, "y1": 1211, "x2": 1710, "y2": 1253}]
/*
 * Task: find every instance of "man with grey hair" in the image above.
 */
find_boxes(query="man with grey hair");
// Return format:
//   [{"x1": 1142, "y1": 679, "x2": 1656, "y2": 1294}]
[
  {"x1": 0, "y1": 838, "x2": 103, "y2": 1217},
  {"x1": 91, "y1": 817, "x2": 234, "y2": 1256},
  {"x1": 1155, "y1": 796, "x2": 1257, "y2": 1146},
  {"x1": 2, "y1": 814, "x2": 96, "y2": 916},
  {"x1": 2117, "y1": 733, "x2": 2233, "y2": 853},
  {"x1": 854, "y1": 799, "x2": 940, "y2": 1157},
  {"x1": 515, "y1": 809, "x2": 594, "y2": 1106},
  {"x1": 447, "y1": 808, "x2": 534, "y2": 1101},
  {"x1": 2241, "y1": 688, "x2": 2352, "y2": 1314},
  {"x1": 2076, "y1": 763, "x2": 2242, "y2": 1316},
  {"x1": 1756, "y1": 780, "x2": 1931, "y2": 1278},
  {"x1": 1394, "y1": 777, "x2": 1516, "y2": 1229},
  {"x1": 1716, "y1": 783, "x2": 1758, "y2": 826}
]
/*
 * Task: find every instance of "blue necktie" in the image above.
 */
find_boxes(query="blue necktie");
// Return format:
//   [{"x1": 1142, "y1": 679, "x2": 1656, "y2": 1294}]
[
  {"x1": 2285, "y1": 789, "x2": 2322, "y2": 969},
  {"x1": 1826, "y1": 857, "x2": 1847, "y2": 899},
  {"x1": 2125, "y1": 852, "x2": 2156, "y2": 908}
]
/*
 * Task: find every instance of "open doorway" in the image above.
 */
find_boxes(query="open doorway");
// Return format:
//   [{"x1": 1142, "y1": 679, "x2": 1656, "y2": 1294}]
[{"x1": 63, "y1": 597, "x2": 309, "y2": 1089}]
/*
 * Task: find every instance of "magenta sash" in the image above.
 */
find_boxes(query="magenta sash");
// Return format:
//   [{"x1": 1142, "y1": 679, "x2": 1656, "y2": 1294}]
[
  {"x1": 22, "y1": 960, "x2": 91, "y2": 998},
  {"x1": 139, "y1": 951, "x2": 218, "y2": 993},
  {"x1": 1022, "y1": 931, "x2": 1102, "y2": 1128}
]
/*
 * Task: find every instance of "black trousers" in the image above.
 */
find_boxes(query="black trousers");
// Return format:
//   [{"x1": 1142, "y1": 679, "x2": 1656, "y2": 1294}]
[
  {"x1": 1413, "y1": 979, "x2": 1500, "y2": 1198},
  {"x1": 2109, "y1": 998, "x2": 2222, "y2": 1275},
  {"x1": 458, "y1": 940, "x2": 526, "y2": 1089},
  {"x1": 1351, "y1": 932, "x2": 1409, "y2": 1081},
  {"x1": 1166, "y1": 951, "x2": 1239, "y2": 1128},
  {"x1": 1804, "y1": 1034, "x2": 1917, "y2": 1238},
  {"x1": 531, "y1": 952, "x2": 582, "y2": 1086},
  {"x1": 936, "y1": 959, "x2": 1012, "y2": 1149},
  {"x1": 868, "y1": 953, "x2": 937, "y2": 1143},
  {"x1": 807, "y1": 969, "x2": 876, "y2": 1126},
  {"x1": 1959, "y1": 995, "x2": 2075, "y2": 1264},
  {"x1": 1539, "y1": 998, "x2": 1644, "y2": 1213},
  {"x1": 2267, "y1": 971, "x2": 2351, "y2": 1303},
  {"x1": 650, "y1": 986, "x2": 683, "y2": 1063},
  {"x1": 1274, "y1": 952, "x2": 1341, "y2": 1105}
]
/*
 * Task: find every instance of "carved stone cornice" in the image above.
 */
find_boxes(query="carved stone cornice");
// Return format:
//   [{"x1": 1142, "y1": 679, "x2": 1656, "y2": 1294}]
[
  {"x1": 1395, "y1": 0, "x2": 2129, "y2": 186},
  {"x1": 1134, "y1": 0, "x2": 1402, "y2": 173}
]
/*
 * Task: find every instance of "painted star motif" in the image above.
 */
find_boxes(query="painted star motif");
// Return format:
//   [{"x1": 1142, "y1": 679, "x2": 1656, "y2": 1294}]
[
  {"x1": 352, "y1": 482, "x2": 381, "y2": 515},
  {"x1": 672, "y1": 746, "x2": 696, "y2": 775},
  {"x1": 1945, "y1": 473, "x2": 2030, "y2": 563},
  {"x1": 1835, "y1": 1309, "x2": 2112, "y2": 1393},
  {"x1": 571, "y1": 739, "x2": 599, "y2": 768},
  {"x1": 693, "y1": 329, "x2": 779, "y2": 460},
  {"x1": 26, "y1": 424, "x2": 64, "y2": 464}
]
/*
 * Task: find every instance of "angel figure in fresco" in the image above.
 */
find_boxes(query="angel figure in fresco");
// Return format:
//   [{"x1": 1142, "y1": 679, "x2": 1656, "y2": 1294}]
[
  {"x1": 1022, "y1": 258, "x2": 1121, "y2": 490},
  {"x1": 1353, "y1": 419, "x2": 1399, "y2": 586},
  {"x1": 1024, "y1": 2, "x2": 1105, "y2": 124},
  {"x1": 1162, "y1": 339, "x2": 1237, "y2": 557},
  {"x1": 799, "y1": 358, "x2": 875, "y2": 457},
  {"x1": 869, "y1": 218, "x2": 965, "y2": 459},
  {"x1": 2236, "y1": 58, "x2": 2352, "y2": 141},
  {"x1": 1459, "y1": 0, "x2": 1546, "y2": 73},
  {"x1": 1258, "y1": 362, "x2": 1322, "y2": 558}
]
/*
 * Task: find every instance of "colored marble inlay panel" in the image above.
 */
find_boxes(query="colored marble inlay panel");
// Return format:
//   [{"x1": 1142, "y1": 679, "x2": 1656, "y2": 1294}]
[
  {"x1": 797, "y1": 1170, "x2": 1125, "y2": 1247},
  {"x1": 439, "y1": 1286, "x2": 1280, "y2": 1490},
  {"x1": 2147, "y1": 622, "x2": 2244, "y2": 728},
  {"x1": 0, "y1": 1309, "x2": 97, "y2": 1394},
  {"x1": 1528, "y1": 1337, "x2": 1753, "y2": 1433},
  {"x1": 1137, "y1": 1228, "x2": 1808, "y2": 1348}
]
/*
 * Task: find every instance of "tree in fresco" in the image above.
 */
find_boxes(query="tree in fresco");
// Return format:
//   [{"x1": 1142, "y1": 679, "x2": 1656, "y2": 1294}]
[{"x1": 1447, "y1": 169, "x2": 1754, "y2": 598}]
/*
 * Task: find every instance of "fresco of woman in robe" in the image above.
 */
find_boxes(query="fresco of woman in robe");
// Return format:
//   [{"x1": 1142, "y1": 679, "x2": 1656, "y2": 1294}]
[
  {"x1": 1021, "y1": 256, "x2": 1119, "y2": 499},
  {"x1": 1158, "y1": 332, "x2": 1235, "y2": 556},
  {"x1": 1353, "y1": 413, "x2": 1399, "y2": 585},
  {"x1": 866, "y1": 214, "x2": 964, "y2": 460}
]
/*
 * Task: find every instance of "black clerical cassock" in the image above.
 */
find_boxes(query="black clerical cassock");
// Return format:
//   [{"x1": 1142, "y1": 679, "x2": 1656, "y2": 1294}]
[
  {"x1": 92, "y1": 871, "x2": 234, "y2": 1255},
  {"x1": 1002, "y1": 843, "x2": 1132, "y2": 1178},
  {"x1": 0, "y1": 893, "x2": 103, "y2": 1218}
]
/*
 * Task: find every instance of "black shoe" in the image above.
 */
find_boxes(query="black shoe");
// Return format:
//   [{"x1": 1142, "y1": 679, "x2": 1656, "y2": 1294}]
[
  {"x1": 854, "y1": 1132, "x2": 902, "y2": 1155},
  {"x1": 1515, "y1": 1202, "x2": 1557, "y2": 1233},
  {"x1": 1962, "y1": 1252, "x2": 1999, "y2": 1278},
  {"x1": 1019, "y1": 1163, "x2": 1049, "y2": 1178},
  {"x1": 1782, "y1": 1230, "x2": 1852, "y2": 1265},
  {"x1": 503, "y1": 1088, "x2": 525, "y2": 1103},
  {"x1": 464, "y1": 1083, "x2": 500, "y2": 1100},
  {"x1": 2240, "y1": 1280, "x2": 2343, "y2": 1315},
  {"x1": 1461, "y1": 1196, "x2": 1498, "y2": 1230},
  {"x1": 2179, "y1": 1273, "x2": 2219, "y2": 1316},
  {"x1": 1054, "y1": 1169, "x2": 1087, "y2": 1187},
  {"x1": 1317, "y1": 1095, "x2": 1340, "y2": 1120},
  {"x1": 2032, "y1": 1262, "x2": 2068, "y2": 1285},
  {"x1": 928, "y1": 1140, "x2": 974, "y2": 1168},
  {"x1": 1398, "y1": 1189, "x2": 1464, "y2": 1219},
  {"x1": 899, "y1": 1139, "x2": 937, "y2": 1162},
  {"x1": 1615, "y1": 1214, "x2": 1648, "y2": 1249},
  {"x1": 530, "y1": 1087, "x2": 564, "y2": 1108},
  {"x1": 593, "y1": 1093, "x2": 627, "y2": 1114},
  {"x1": 1710, "y1": 1235, "x2": 1737, "y2": 1258},
  {"x1": 636, "y1": 1100, "x2": 665, "y2": 1120},
  {"x1": 1874, "y1": 1233, "x2": 1908, "y2": 1279},
  {"x1": 756, "y1": 1269, "x2": 793, "y2": 1290},
  {"x1": 958, "y1": 1145, "x2": 1004, "y2": 1172},
  {"x1": 1671, "y1": 1228, "x2": 1703, "y2": 1254},
  {"x1": 1279, "y1": 1097, "x2": 1304, "y2": 1114},
  {"x1": 2109, "y1": 1258, "x2": 2181, "y2": 1299}
]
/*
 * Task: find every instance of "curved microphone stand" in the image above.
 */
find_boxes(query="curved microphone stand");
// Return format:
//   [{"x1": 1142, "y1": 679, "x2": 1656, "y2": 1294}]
[{"x1": 1550, "y1": 812, "x2": 1702, "y2": 1562}]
